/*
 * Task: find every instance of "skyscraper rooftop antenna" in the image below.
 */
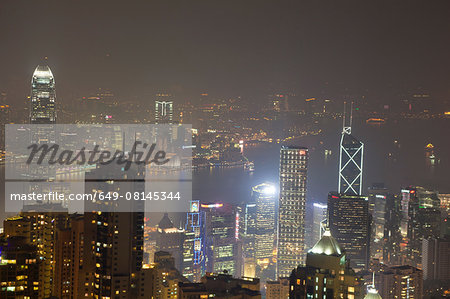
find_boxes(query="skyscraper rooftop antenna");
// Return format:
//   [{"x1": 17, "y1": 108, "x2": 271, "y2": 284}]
[
  {"x1": 342, "y1": 101, "x2": 346, "y2": 129},
  {"x1": 350, "y1": 101, "x2": 354, "y2": 128},
  {"x1": 342, "y1": 101, "x2": 351, "y2": 134}
]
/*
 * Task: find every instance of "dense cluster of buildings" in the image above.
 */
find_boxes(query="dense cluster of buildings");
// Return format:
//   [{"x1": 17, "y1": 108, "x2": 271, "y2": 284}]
[{"x1": 1, "y1": 65, "x2": 450, "y2": 298}]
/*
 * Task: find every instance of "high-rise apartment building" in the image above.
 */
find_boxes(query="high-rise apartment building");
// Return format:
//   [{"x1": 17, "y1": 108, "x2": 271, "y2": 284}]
[
  {"x1": 20, "y1": 203, "x2": 69, "y2": 299},
  {"x1": 377, "y1": 265, "x2": 423, "y2": 299},
  {"x1": 0, "y1": 237, "x2": 41, "y2": 299},
  {"x1": 82, "y1": 163, "x2": 145, "y2": 298},
  {"x1": 328, "y1": 192, "x2": 371, "y2": 271},
  {"x1": 53, "y1": 215, "x2": 84, "y2": 298},
  {"x1": 277, "y1": 146, "x2": 308, "y2": 277}
]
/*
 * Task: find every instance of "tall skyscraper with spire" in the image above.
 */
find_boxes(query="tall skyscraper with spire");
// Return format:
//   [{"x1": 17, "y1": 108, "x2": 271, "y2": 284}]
[
  {"x1": 277, "y1": 146, "x2": 308, "y2": 277},
  {"x1": 30, "y1": 65, "x2": 56, "y2": 124},
  {"x1": 338, "y1": 103, "x2": 363, "y2": 195}
]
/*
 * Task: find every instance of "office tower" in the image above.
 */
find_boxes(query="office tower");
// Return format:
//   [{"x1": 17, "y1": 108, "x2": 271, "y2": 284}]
[
  {"x1": 328, "y1": 192, "x2": 371, "y2": 271},
  {"x1": 422, "y1": 236, "x2": 450, "y2": 281},
  {"x1": 183, "y1": 200, "x2": 206, "y2": 282},
  {"x1": 239, "y1": 184, "x2": 277, "y2": 280},
  {"x1": 311, "y1": 203, "x2": 327, "y2": 247},
  {"x1": 289, "y1": 229, "x2": 363, "y2": 299},
  {"x1": 252, "y1": 183, "x2": 276, "y2": 262},
  {"x1": 155, "y1": 94, "x2": 174, "y2": 124},
  {"x1": 240, "y1": 202, "x2": 257, "y2": 277},
  {"x1": 201, "y1": 203, "x2": 241, "y2": 277},
  {"x1": 401, "y1": 187, "x2": 441, "y2": 267},
  {"x1": 368, "y1": 184, "x2": 389, "y2": 260},
  {"x1": 338, "y1": 107, "x2": 364, "y2": 195},
  {"x1": 378, "y1": 265, "x2": 423, "y2": 299},
  {"x1": 0, "y1": 237, "x2": 41, "y2": 298},
  {"x1": 30, "y1": 65, "x2": 56, "y2": 124},
  {"x1": 82, "y1": 163, "x2": 145, "y2": 298},
  {"x1": 253, "y1": 183, "x2": 277, "y2": 281},
  {"x1": 278, "y1": 146, "x2": 308, "y2": 277},
  {"x1": 265, "y1": 278, "x2": 289, "y2": 299},
  {"x1": 383, "y1": 194, "x2": 403, "y2": 265},
  {"x1": 179, "y1": 272, "x2": 261, "y2": 299},
  {"x1": 156, "y1": 213, "x2": 185, "y2": 271},
  {"x1": 53, "y1": 215, "x2": 84, "y2": 298}
]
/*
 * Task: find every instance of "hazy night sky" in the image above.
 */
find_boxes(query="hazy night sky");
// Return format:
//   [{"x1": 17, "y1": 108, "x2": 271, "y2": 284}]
[{"x1": 1, "y1": 0, "x2": 449, "y2": 103}]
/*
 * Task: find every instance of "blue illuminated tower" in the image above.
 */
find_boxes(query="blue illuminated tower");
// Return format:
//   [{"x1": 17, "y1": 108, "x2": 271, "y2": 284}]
[
  {"x1": 182, "y1": 200, "x2": 206, "y2": 282},
  {"x1": 338, "y1": 103, "x2": 364, "y2": 195}
]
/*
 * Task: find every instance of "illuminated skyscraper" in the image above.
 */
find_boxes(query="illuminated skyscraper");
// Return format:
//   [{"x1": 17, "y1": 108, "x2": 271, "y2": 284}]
[
  {"x1": 368, "y1": 184, "x2": 389, "y2": 260},
  {"x1": 240, "y1": 202, "x2": 257, "y2": 277},
  {"x1": 252, "y1": 183, "x2": 276, "y2": 266},
  {"x1": 277, "y1": 146, "x2": 308, "y2": 277},
  {"x1": 338, "y1": 106, "x2": 364, "y2": 195},
  {"x1": 155, "y1": 94, "x2": 173, "y2": 124},
  {"x1": 241, "y1": 183, "x2": 277, "y2": 280},
  {"x1": 400, "y1": 186, "x2": 441, "y2": 267},
  {"x1": 328, "y1": 192, "x2": 371, "y2": 271},
  {"x1": 202, "y1": 203, "x2": 241, "y2": 277},
  {"x1": 183, "y1": 200, "x2": 206, "y2": 282},
  {"x1": 30, "y1": 65, "x2": 56, "y2": 124}
]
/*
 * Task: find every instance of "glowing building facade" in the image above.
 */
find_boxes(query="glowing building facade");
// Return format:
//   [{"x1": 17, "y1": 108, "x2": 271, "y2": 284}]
[
  {"x1": 277, "y1": 146, "x2": 308, "y2": 277},
  {"x1": 241, "y1": 183, "x2": 277, "y2": 280},
  {"x1": 400, "y1": 186, "x2": 441, "y2": 268},
  {"x1": 202, "y1": 203, "x2": 241, "y2": 277},
  {"x1": 338, "y1": 121, "x2": 364, "y2": 195},
  {"x1": 30, "y1": 65, "x2": 56, "y2": 124},
  {"x1": 183, "y1": 200, "x2": 206, "y2": 282}
]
